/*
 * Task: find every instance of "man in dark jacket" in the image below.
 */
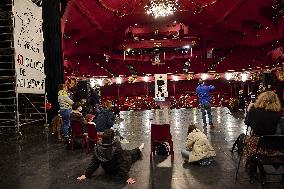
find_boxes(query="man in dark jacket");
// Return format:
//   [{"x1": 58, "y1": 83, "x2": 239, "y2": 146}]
[
  {"x1": 95, "y1": 100, "x2": 115, "y2": 132},
  {"x1": 196, "y1": 80, "x2": 215, "y2": 127},
  {"x1": 95, "y1": 100, "x2": 129, "y2": 143},
  {"x1": 77, "y1": 129, "x2": 144, "y2": 185}
]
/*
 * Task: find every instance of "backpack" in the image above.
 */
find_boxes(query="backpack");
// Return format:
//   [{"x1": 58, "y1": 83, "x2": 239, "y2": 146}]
[
  {"x1": 231, "y1": 133, "x2": 246, "y2": 154},
  {"x1": 155, "y1": 142, "x2": 170, "y2": 156}
]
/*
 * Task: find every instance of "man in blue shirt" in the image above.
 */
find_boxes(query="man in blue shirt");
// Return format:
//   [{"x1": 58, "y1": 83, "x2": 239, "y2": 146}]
[{"x1": 196, "y1": 80, "x2": 215, "y2": 128}]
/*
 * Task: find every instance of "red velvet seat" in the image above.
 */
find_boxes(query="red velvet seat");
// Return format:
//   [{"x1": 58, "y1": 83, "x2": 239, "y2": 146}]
[
  {"x1": 86, "y1": 123, "x2": 98, "y2": 154},
  {"x1": 150, "y1": 124, "x2": 174, "y2": 162},
  {"x1": 71, "y1": 121, "x2": 87, "y2": 151}
]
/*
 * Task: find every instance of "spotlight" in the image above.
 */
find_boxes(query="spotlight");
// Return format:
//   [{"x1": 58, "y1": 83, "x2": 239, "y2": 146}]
[
  {"x1": 225, "y1": 73, "x2": 233, "y2": 80},
  {"x1": 116, "y1": 77, "x2": 122, "y2": 84},
  {"x1": 173, "y1": 75, "x2": 178, "y2": 81},
  {"x1": 98, "y1": 79, "x2": 104, "y2": 86},
  {"x1": 144, "y1": 76, "x2": 149, "y2": 82},
  {"x1": 241, "y1": 73, "x2": 248, "y2": 82},
  {"x1": 201, "y1": 73, "x2": 208, "y2": 80}
]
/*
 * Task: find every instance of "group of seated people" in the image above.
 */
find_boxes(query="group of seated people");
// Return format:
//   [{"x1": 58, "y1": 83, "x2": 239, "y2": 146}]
[
  {"x1": 76, "y1": 123, "x2": 217, "y2": 185},
  {"x1": 75, "y1": 90, "x2": 283, "y2": 185},
  {"x1": 69, "y1": 100, "x2": 128, "y2": 143},
  {"x1": 55, "y1": 84, "x2": 128, "y2": 143},
  {"x1": 56, "y1": 83, "x2": 283, "y2": 185}
]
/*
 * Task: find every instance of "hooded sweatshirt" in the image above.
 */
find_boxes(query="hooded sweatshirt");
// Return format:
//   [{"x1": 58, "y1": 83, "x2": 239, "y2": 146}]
[{"x1": 85, "y1": 139, "x2": 134, "y2": 180}]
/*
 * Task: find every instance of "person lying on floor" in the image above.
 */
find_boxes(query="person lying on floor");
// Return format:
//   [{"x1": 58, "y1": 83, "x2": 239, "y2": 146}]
[
  {"x1": 181, "y1": 124, "x2": 216, "y2": 166},
  {"x1": 77, "y1": 129, "x2": 144, "y2": 185}
]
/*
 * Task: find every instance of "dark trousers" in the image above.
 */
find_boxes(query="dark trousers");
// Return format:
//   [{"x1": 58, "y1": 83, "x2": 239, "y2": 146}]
[{"x1": 200, "y1": 103, "x2": 213, "y2": 125}]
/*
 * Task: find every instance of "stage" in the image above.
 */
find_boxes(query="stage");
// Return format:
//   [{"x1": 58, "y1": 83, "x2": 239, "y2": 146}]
[{"x1": 0, "y1": 107, "x2": 282, "y2": 189}]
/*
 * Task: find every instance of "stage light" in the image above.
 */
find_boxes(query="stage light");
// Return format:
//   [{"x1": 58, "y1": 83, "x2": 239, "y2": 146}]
[
  {"x1": 144, "y1": 76, "x2": 149, "y2": 82},
  {"x1": 241, "y1": 73, "x2": 248, "y2": 82},
  {"x1": 116, "y1": 77, "x2": 122, "y2": 84},
  {"x1": 225, "y1": 72, "x2": 233, "y2": 80},
  {"x1": 173, "y1": 75, "x2": 178, "y2": 81},
  {"x1": 201, "y1": 73, "x2": 208, "y2": 80},
  {"x1": 98, "y1": 79, "x2": 104, "y2": 86}
]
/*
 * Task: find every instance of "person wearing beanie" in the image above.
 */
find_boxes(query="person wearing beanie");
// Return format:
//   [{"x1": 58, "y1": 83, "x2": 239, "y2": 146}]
[{"x1": 77, "y1": 129, "x2": 144, "y2": 185}]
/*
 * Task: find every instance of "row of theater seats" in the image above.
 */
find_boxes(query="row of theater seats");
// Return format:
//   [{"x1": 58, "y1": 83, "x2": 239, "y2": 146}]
[
  {"x1": 70, "y1": 43, "x2": 279, "y2": 77},
  {"x1": 101, "y1": 94, "x2": 231, "y2": 111},
  {"x1": 65, "y1": 40, "x2": 282, "y2": 77}
]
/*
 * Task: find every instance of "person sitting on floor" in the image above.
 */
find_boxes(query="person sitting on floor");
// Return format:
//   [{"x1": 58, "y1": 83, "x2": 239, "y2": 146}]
[
  {"x1": 244, "y1": 91, "x2": 282, "y2": 175},
  {"x1": 181, "y1": 124, "x2": 216, "y2": 166},
  {"x1": 77, "y1": 129, "x2": 144, "y2": 185},
  {"x1": 95, "y1": 100, "x2": 128, "y2": 143},
  {"x1": 71, "y1": 102, "x2": 87, "y2": 133}
]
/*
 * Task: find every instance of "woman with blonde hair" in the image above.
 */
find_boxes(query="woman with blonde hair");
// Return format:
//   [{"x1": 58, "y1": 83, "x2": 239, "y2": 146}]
[
  {"x1": 244, "y1": 91, "x2": 282, "y2": 175},
  {"x1": 245, "y1": 91, "x2": 281, "y2": 136}
]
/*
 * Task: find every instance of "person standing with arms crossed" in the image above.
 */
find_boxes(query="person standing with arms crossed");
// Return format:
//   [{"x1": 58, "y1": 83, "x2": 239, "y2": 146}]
[{"x1": 196, "y1": 80, "x2": 215, "y2": 128}]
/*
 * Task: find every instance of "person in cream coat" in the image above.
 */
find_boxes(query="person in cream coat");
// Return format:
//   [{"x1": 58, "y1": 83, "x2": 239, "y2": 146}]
[{"x1": 181, "y1": 125, "x2": 216, "y2": 165}]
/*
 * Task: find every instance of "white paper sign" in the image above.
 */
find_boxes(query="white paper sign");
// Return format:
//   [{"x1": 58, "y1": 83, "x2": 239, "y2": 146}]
[
  {"x1": 155, "y1": 74, "x2": 168, "y2": 98},
  {"x1": 13, "y1": 0, "x2": 45, "y2": 94}
]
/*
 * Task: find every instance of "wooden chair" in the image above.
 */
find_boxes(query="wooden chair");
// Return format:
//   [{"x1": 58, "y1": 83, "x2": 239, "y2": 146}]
[{"x1": 150, "y1": 124, "x2": 174, "y2": 162}]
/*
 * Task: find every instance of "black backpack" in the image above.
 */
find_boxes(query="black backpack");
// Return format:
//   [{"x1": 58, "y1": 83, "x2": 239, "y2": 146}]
[
  {"x1": 155, "y1": 143, "x2": 170, "y2": 156},
  {"x1": 231, "y1": 133, "x2": 246, "y2": 154}
]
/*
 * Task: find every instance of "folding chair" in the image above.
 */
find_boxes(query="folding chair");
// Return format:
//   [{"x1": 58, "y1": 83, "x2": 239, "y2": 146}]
[
  {"x1": 86, "y1": 123, "x2": 98, "y2": 154},
  {"x1": 254, "y1": 135, "x2": 284, "y2": 188},
  {"x1": 150, "y1": 124, "x2": 174, "y2": 162},
  {"x1": 71, "y1": 121, "x2": 87, "y2": 151}
]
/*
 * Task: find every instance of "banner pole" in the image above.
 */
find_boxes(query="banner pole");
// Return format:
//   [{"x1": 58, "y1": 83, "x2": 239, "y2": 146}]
[{"x1": 16, "y1": 91, "x2": 20, "y2": 133}]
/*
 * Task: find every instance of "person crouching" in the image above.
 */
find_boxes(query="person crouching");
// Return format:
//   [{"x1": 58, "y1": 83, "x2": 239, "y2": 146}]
[{"x1": 181, "y1": 125, "x2": 216, "y2": 166}]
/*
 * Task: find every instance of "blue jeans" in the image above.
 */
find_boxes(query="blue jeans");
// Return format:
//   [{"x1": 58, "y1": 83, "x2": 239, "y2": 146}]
[
  {"x1": 181, "y1": 149, "x2": 214, "y2": 165},
  {"x1": 60, "y1": 109, "x2": 72, "y2": 137},
  {"x1": 200, "y1": 103, "x2": 213, "y2": 125},
  {"x1": 181, "y1": 149, "x2": 192, "y2": 159}
]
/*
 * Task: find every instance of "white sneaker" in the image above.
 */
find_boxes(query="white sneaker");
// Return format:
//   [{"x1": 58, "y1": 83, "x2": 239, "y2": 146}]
[{"x1": 120, "y1": 138, "x2": 129, "y2": 144}]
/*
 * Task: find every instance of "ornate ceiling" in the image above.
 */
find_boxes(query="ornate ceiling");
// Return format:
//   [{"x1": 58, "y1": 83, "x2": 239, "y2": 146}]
[{"x1": 61, "y1": 0, "x2": 284, "y2": 76}]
